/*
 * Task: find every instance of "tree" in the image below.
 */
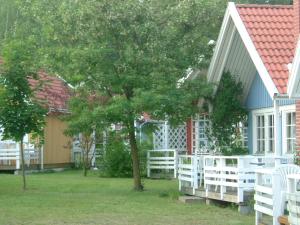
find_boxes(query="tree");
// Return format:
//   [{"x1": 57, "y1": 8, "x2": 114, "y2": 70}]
[
  {"x1": 0, "y1": 40, "x2": 47, "y2": 190},
  {"x1": 9, "y1": 0, "x2": 292, "y2": 190},
  {"x1": 209, "y1": 72, "x2": 247, "y2": 155},
  {"x1": 14, "y1": 0, "x2": 216, "y2": 191},
  {"x1": 64, "y1": 90, "x2": 106, "y2": 177}
]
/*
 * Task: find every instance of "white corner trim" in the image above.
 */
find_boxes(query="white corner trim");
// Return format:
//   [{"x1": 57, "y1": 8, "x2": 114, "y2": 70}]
[
  {"x1": 228, "y1": 3, "x2": 278, "y2": 98},
  {"x1": 287, "y1": 37, "x2": 300, "y2": 98},
  {"x1": 207, "y1": 5, "x2": 231, "y2": 82}
]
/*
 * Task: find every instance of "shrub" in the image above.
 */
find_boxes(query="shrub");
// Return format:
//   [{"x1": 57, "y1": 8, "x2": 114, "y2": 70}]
[
  {"x1": 98, "y1": 132, "x2": 148, "y2": 178},
  {"x1": 98, "y1": 133, "x2": 133, "y2": 178}
]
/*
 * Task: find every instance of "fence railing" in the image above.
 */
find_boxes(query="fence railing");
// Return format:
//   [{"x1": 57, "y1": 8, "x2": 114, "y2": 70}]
[
  {"x1": 178, "y1": 154, "x2": 206, "y2": 194},
  {"x1": 287, "y1": 173, "x2": 300, "y2": 225},
  {"x1": 254, "y1": 165, "x2": 300, "y2": 225},
  {"x1": 0, "y1": 146, "x2": 39, "y2": 169},
  {"x1": 147, "y1": 149, "x2": 178, "y2": 178},
  {"x1": 204, "y1": 155, "x2": 257, "y2": 203},
  {"x1": 251, "y1": 155, "x2": 294, "y2": 167}
]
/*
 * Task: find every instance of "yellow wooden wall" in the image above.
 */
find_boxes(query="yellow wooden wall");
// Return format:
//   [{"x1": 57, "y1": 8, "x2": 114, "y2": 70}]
[{"x1": 43, "y1": 115, "x2": 72, "y2": 165}]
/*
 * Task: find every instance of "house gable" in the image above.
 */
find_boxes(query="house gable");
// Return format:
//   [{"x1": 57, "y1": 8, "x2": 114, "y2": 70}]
[
  {"x1": 245, "y1": 72, "x2": 273, "y2": 110},
  {"x1": 207, "y1": 2, "x2": 279, "y2": 99}
]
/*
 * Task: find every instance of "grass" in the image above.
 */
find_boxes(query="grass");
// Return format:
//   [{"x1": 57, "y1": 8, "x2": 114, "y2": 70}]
[{"x1": 0, "y1": 170, "x2": 254, "y2": 225}]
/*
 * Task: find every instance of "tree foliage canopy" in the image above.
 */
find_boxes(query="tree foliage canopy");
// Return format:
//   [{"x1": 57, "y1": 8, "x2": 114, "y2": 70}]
[
  {"x1": 0, "y1": 40, "x2": 46, "y2": 142},
  {"x1": 210, "y1": 72, "x2": 247, "y2": 154}
]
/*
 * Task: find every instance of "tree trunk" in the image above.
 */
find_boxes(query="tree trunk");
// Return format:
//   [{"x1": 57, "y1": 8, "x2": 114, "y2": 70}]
[
  {"x1": 83, "y1": 150, "x2": 88, "y2": 177},
  {"x1": 128, "y1": 119, "x2": 143, "y2": 191},
  {"x1": 20, "y1": 139, "x2": 26, "y2": 191}
]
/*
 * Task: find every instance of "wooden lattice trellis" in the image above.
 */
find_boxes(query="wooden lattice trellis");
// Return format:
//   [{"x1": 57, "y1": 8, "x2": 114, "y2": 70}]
[{"x1": 153, "y1": 122, "x2": 187, "y2": 150}]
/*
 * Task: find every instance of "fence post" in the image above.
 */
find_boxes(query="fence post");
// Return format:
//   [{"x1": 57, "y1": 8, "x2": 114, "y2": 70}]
[
  {"x1": 237, "y1": 157, "x2": 244, "y2": 203},
  {"x1": 164, "y1": 122, "x2": 168, "y2": 149},
  {"x1": 193, "y1": 155, "x2": 199, "y2": 195},
  {"x1": 220, "y1": 157, "x2": 225, "y2": 200},
  {"x1": 272, "y1": 172, "x2": 281, "y2": 225},
  {"x1": 40, "y1": 145, "x2": 44, "y2": 170},
  {"x1": 147, "y1": 151, "x2": 150, "y2": 178},
  {"x1": 204, "y1": 156, "x2": 209, "y2": 198},
  {"x1": 174, "y1": 150, "x2": 178, "y2": 178},
  {"x1": 178, "y1": 155, "x2": 182, "y2": 191},
  {"x1": 15, "y1": 143, "x2": 20, "y2": 170},
  {"x1": 255, "y1": 171, "x2": 262, "y2": 225}
]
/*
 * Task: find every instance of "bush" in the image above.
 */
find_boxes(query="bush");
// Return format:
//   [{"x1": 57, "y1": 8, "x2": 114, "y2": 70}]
[
  {"x1": 221, "y1": 146, "x2": 248, "y2": 156},
  {"x1": 97, "y1": 132, "x2": 149, "y2": 178},
  {"x1": 98, "y1": 133, "x2": 133, "y2": 177}
]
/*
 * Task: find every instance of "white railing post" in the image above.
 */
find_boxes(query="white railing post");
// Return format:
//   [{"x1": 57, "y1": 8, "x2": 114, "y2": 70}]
[
  {"x1": 220, "y1": 157, "x2": 225, "y2": 200},
  {"x1": 164, "y1": 122, "x2": 168, "y2": 149},
  {"x1": 16, "y1": 143, "x2": 20, "y2": 170},
  {"x1": 237, "y1": 157, "x2": 244, "y2": 203},
  {"x1": 147, "y1": 151, "x2": 150, "y2": 178},
  {"x1": 192, "y1": 155, "x2": 198, "y2": 194},
  {"x1": 255, "y1": 171, "x2": 262, "y2": 225},
  {"x1": 272, "y1": 172, "x2": 281, "y2": 225},
  {"x1": 205, "y1": 157, "x2": 209, "y2": 198},
  {"x1": 40, "y1": 145, "x2": 44, "y2": 170},
  {"x1": 174, "y1": 150, "x2": 178, "y2": 178},
  {"x1": 178, "y1": 155, "x2": 182, "y2": 191}
]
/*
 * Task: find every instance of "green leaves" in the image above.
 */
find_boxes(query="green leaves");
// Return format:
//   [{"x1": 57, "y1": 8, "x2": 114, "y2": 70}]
[
  {"x1": 0, "y1": 40, "x2": 47, "y2": 142},
  {"x1": 210, "y1": 72, "x2": 247, "y2": 152},
  {"x1": 17, "y1": 0, "x2": 216, "y2": 128}
]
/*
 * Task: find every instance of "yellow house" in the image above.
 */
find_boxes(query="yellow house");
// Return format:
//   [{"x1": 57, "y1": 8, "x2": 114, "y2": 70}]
[{"x1": 0, "y1": 72, "x2": 73, "y2": 170}]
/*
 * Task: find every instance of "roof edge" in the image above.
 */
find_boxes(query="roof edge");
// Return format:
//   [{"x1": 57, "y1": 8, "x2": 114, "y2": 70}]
[
  {"x1": 207, "y1": 2, "x2": 279, "y2": 98},
  {"x1": 236, "y1": 4, "x2": 292, "y2": 8},
  {"x1": 288, "y1": 37, "x2": 300, "y2": 98}
]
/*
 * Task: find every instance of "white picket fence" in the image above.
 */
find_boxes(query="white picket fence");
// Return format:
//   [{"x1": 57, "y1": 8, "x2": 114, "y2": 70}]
[
  {"x1": 287, "y1": 174, "x2": 300, "y2": 225},
  {"x1": 254, "y1": 165, "x2": 300, "y2": 225},
  {"x1": 203, "y1": 155, "x2": 256, "y2": 203},
  {"x1": 178, "y1": 154, "x2": 206, "y2": 194},
  {"x1": 147, "y1": 149, "x2": 178, "y2": 178},
  {"x1": 0, "y1": 145, "x2": 39, "y2": 170}
]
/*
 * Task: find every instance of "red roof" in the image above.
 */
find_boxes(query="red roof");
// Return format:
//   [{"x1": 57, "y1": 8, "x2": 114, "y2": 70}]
[
  {"x1": 29, "y1": 72, "x2": 71, "y2": 113},
  {"x1": 236, "y1": 4, "x2": 295, "y2": 94}
]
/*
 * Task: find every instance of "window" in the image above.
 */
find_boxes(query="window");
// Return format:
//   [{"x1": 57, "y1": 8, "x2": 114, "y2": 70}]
[
  {"x1": 254, "y1": 112, "x2": 274, "y2": 154},
  {"x1": 267, "y1": 115, "x2": 274, "y2": 153},
  {"x1": 285, "y1": 112, "x2": 296, "y2": 154},
  {"x1": 256, "y1": 115, "x2": 265, "y2": 154}
]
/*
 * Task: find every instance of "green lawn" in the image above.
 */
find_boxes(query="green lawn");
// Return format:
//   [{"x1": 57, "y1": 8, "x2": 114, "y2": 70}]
[{"x1": 0, "y1": 170, "x2": 254, "y2": 225}]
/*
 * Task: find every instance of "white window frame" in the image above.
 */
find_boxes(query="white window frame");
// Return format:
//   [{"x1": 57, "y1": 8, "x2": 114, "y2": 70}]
[
  {"x1": 281, "y1": 105, "x2": 296, "y2": 155},
  {"x1": 252, "y1": 108, "x2": 274, "y2": 155}
]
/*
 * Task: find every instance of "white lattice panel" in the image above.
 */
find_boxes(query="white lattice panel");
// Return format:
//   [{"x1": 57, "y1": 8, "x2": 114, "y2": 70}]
[
  {"x1": 153, "y1": 123, "x2": 166, "y2": 150},
  {"x1": 153, "y1": 122, "x2": 186, "y2": 150},
  {"x1": 168, "y1": 124, "x2": 186, "y2": 150}
]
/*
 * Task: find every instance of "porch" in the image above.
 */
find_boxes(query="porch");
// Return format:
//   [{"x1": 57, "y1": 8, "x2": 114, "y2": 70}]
[{"x1": 147, "y1": 149, "x2": 294, "y2": 204}]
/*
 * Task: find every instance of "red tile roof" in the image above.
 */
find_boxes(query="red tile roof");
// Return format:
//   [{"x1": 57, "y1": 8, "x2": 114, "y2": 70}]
[
  {"x1": 236, "y1": 4, "x2": 295, "y2": 94},
  {"x1": 29, "y1": 72, "x2": 71, "y2": 113}
]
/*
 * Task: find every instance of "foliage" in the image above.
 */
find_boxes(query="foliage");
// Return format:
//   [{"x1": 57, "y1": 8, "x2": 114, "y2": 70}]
[
  {"x1": 0, "y1": 40, "x2": 47, "y2": 190},
  {"x1": 210, "y1": 72, "x2": 248, "y2": 155},
  {"x1": 14, "y1": 0, "x2": 217, "y2": 190},
  {"x1": 0, "y1": 0, "x2": 18, "y2": 42},
  {"x1": 63, "y1": 90, "x2": 107, "y2": 176},
  {"x1": 98, "y1": 131, "x2": 149, "y2": 178},
  {"x1": 7, "y1": 0, "x2": 292, "y2": 189},
  {"x1": 98, "y1": 132, "x2": 133, "y2": 178}
]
